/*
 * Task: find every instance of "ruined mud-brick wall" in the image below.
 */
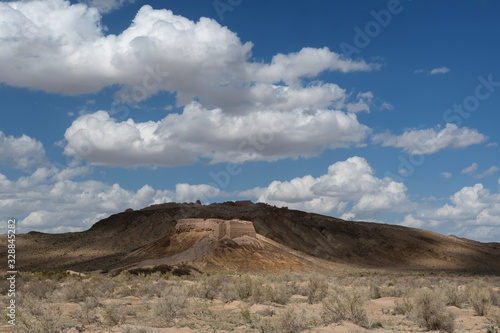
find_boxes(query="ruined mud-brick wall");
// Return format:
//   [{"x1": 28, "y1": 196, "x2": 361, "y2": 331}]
[
  {"x1": 224, "y1": 219, "x2": 256, "y2": 238},
  {"x1": 175, "y1": 218, "x2": 256, "y2": 239}
]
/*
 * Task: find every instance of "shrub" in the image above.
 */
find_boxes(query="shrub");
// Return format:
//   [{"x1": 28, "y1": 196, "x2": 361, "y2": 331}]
[
  {"x1": 271, "y1": 283, "x2": 292, "y2": 305},
  {"x1": 491, "y1": 289, "x2": 500, "y2": 307},
  {"x1": 240, "y1": 305, "x2": 252, "y2": 324},
  {"x1": 151, "y1": 286, "x2": 188, "y2": 325},
  {"x1": 220, "y1": 281, "x2": 239, "y2": 302},
  {"x1": 487, "y1": 307, "x2": 500, "y2": 326},
  {"x1": 103, "y1": 303, "x2": 126, "y2": 327},
  {"x1": 307, "y1": 276, "x2": 329, "y2": 304},
  {"x1": 485, "y1": 326, "x2": 499, "y2": 333},
  {"x1": 121, "y1": 326, "x2": 152, "y2": 333},
  {"x1": 22, "y1": 279, "x2": 58, "y2": 300},
  {"x1": 234, "y1": 275, "x2": 253, "y2": 300},
  {"x1": 193, "y1": 274, "x2": 228, "y2": 300},
  {"x1": 128, "y1": 265, "x2": 173, "y2": 276},
  {"x1": 393, "y1": 297, "x2": 413, "y2": 315},
  {"x1": 250, "y1": 279, "x2": 268, "y2": 304},
  {"x1": 256, "y1": 305, "x2": 307, "y2": 333},
  {"x1": 274, "y1": 305, "x2": 307, "y2": 333},
  {"x1": 60, "y1": 279, "x2": 94, "y2": 302},
  {"x1": 468, "y1": 284, "x2": 492, "y2": 316},
  {"x1": 411, "y1": 288, "x2": 455, "y2": 332},
  {"x1": 321, "y1": 287, "x2": 369, "y2": 328},
  {"x1": 441, "y1": 281, "x2": 466, "y2": 308},
  {"x1": 368, "y1": 284, "x2": 381, "y2": 299},
  {"x1": 16, "y1": 294, "x2": 65, "y2": 333},
  {"x1": 77, "y1": 296, "x2": 99, "y2": 325}
]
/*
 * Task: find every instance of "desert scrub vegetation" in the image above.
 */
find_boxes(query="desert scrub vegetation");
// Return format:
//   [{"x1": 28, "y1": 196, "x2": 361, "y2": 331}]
[
  {"x1": 307, "y1": 275, "x2": 328, "y2": 303},
  {"x1": 256, "y1": 305, "x2": 309, "y2": 333},
  {"x1": 14, "y1": 293, "x2": 66, "y2": 333},
  {"x1": 4, "y1": 270, "x2": 500, "y2": 332},
  {"x1": 321, "y1": 286, "x2": 370, "y2": 328},
  {"x1": 410, "y1": 288, "x2": 456, "y2": 332},
  {"x1": 76, "y1": 296, "x2": 99, "y2": 326},
  {"x1": 151, "y1": 285, "x2": 190, "y2": 326},
  {"x1": 467, "y1": 281, "x2": 494, "y2": 316}
]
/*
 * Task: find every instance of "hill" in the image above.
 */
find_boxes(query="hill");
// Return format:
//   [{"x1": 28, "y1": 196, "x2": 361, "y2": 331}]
[{"x1": 4, "y1": 201, "x2": 500, "y2": 273}]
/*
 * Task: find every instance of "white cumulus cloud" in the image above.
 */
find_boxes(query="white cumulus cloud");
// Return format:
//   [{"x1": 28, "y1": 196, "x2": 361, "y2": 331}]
[
  {"x1": 80, "y1": 0, "x2": 136, "y2": 13},
  {"x1": 372, "y1": 123, "x2": 487, "y2": 154},
  {"x1": 63, "y1": 103, "x2": 371, "y2": 167},
  {"x1": 241, "y1": 156, "x2": 410, "y2": 220},
  {"x1": 0, "y1": 0, "x2": 376, "y2": 114},
  {"x1": 0, "y1": 164, "x2": 227, "y2": 233},
  {"x1": 401, "y1": 182, "x2": 500, "y2": 241},
  {"x1": 0, "y1": 131, "x2": 47, "y2": 169}
]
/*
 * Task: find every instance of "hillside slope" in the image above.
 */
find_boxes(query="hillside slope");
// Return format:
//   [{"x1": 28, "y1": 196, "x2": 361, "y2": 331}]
[{"x1": 4, "y1": 201, "x2": 500, "y2": 272}]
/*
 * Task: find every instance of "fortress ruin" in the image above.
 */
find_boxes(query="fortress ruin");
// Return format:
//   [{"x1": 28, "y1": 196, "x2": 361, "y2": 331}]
[{"x1": 175, "y1": 218, "x2": 256, "y2": 239}]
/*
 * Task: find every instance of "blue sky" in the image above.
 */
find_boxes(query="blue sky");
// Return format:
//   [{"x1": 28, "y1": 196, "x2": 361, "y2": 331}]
[{"x1": 1, "y1": 0, "x2": 500, "y2": 241}]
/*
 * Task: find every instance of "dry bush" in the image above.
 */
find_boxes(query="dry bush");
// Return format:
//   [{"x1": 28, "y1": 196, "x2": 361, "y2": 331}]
[
  {"x1": 271, "y1": 283, "x2": 292, "y2": 305},
  {"x1": 103, "y1": 303, "x2": 127, "y2": 327},
  {"x1": 59, "y1": 279, "x2": 95, "y2": 302},
  {"x1": 467, "y1": 283, "x2": 492, "y2": 316},
  {"x1": 256, "y1": 305, "x2": 307, "y2": 333},
  {"x1": 378, "y1": 284, "x2": 405, "y2": 298},
  {"x1": 219, "y1": 281, "x2": 239, "y2": 302},
  {"x1": 22, "y1": 279, "x2": 58, "y2": 300},
  {"x1": 249, "y1": 277, "x2": 270, "y2": 304},
  {"x1": 440, "y1": 281, "x2": 466, "y2": 308},
  {"x1": 393, "y1": 297, "x2": 413, "y2": 315},
  {"x1": 307, "y1": 275, "x2": 328, "y2": 304},
  {"x1": 490, "y1": 289, "x2": 500, "y2": 307},
  {"x1": 76, "y1": 296, "x2": 99, "y2": 326},
  {"x1": 486, "y1": 306, "x2": 500, "y2": 326},
  {"x1": 368, "y1": 284, "x2": 381, "y2": 299},
  {"x1": 240, "y1": 305, "x2": 252, "y2": 324},
  {"x1": 15, "y1": 294, "x2": 66, "y2": 333},
  {"x1": 151, "y1": 285, "x2": 189, "y2": 325},
  {"x1": 89, "y1": 274, "x2": 115, "y2": 297},
  {"x1": 121, "y1": 326, "x2": 152, "y2": 333},
  {"x1": 253, "y1": 281, "x2": 292, "y2": 305},
  {"x1": 321, "y1": 287, "x2": 369, "y2": 328},
  {"x1": 233, "y1": 275, "x2": 253, "y2": 300},
  {"x1": 410, "y1": 288, "x2": 455, "y2": 332},
  {"x1": 136, "y1": 279, "x2": 172, "y2": 298},
  {"x1": 191, "y1": 274, "x2": 229, "y2": 300},
  {"x1": 274, "y1": 305, "x2": 308, "y2": 333}
]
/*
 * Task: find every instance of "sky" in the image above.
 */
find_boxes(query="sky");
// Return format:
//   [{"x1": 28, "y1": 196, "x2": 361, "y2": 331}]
[{"x1": 1, "y1": 0, "x2": 500, "y2": 241}]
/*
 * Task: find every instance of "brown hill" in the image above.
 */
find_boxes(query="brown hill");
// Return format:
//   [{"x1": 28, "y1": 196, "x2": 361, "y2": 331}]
[{"x1": 4, "y1": 201, "x2": 500, "y2": 273}]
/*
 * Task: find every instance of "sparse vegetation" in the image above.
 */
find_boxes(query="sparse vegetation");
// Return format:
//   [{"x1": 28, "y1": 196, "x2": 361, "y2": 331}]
[
  {"x1": 151, "y1": 285, "x2": 189, "y2": 325},
  {"x1": 321, "y1": 286, "x2": 370, "y2": 327},
  {"x1": 468, "y1": 282, "x2": 493, "y2": 316},
  {"x1": 4, "y1": 270, "x2": 500, "y2": 332},
  {"x1": 410, "y1": 288, "x2": 456, "y2": 332},
  {"x1": 77, "y1": 296, "x2": 99, "y2": 325}
]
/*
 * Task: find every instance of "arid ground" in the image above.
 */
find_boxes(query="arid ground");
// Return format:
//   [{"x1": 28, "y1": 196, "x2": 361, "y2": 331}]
[{"x1": 1, "y1": 269, "x2": 500, "y2": 332}]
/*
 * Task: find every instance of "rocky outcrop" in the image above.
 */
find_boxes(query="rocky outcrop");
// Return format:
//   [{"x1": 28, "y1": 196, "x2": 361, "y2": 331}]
[{"x1": 175, "y1": 218, "x2": 256, "y2": 239}]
